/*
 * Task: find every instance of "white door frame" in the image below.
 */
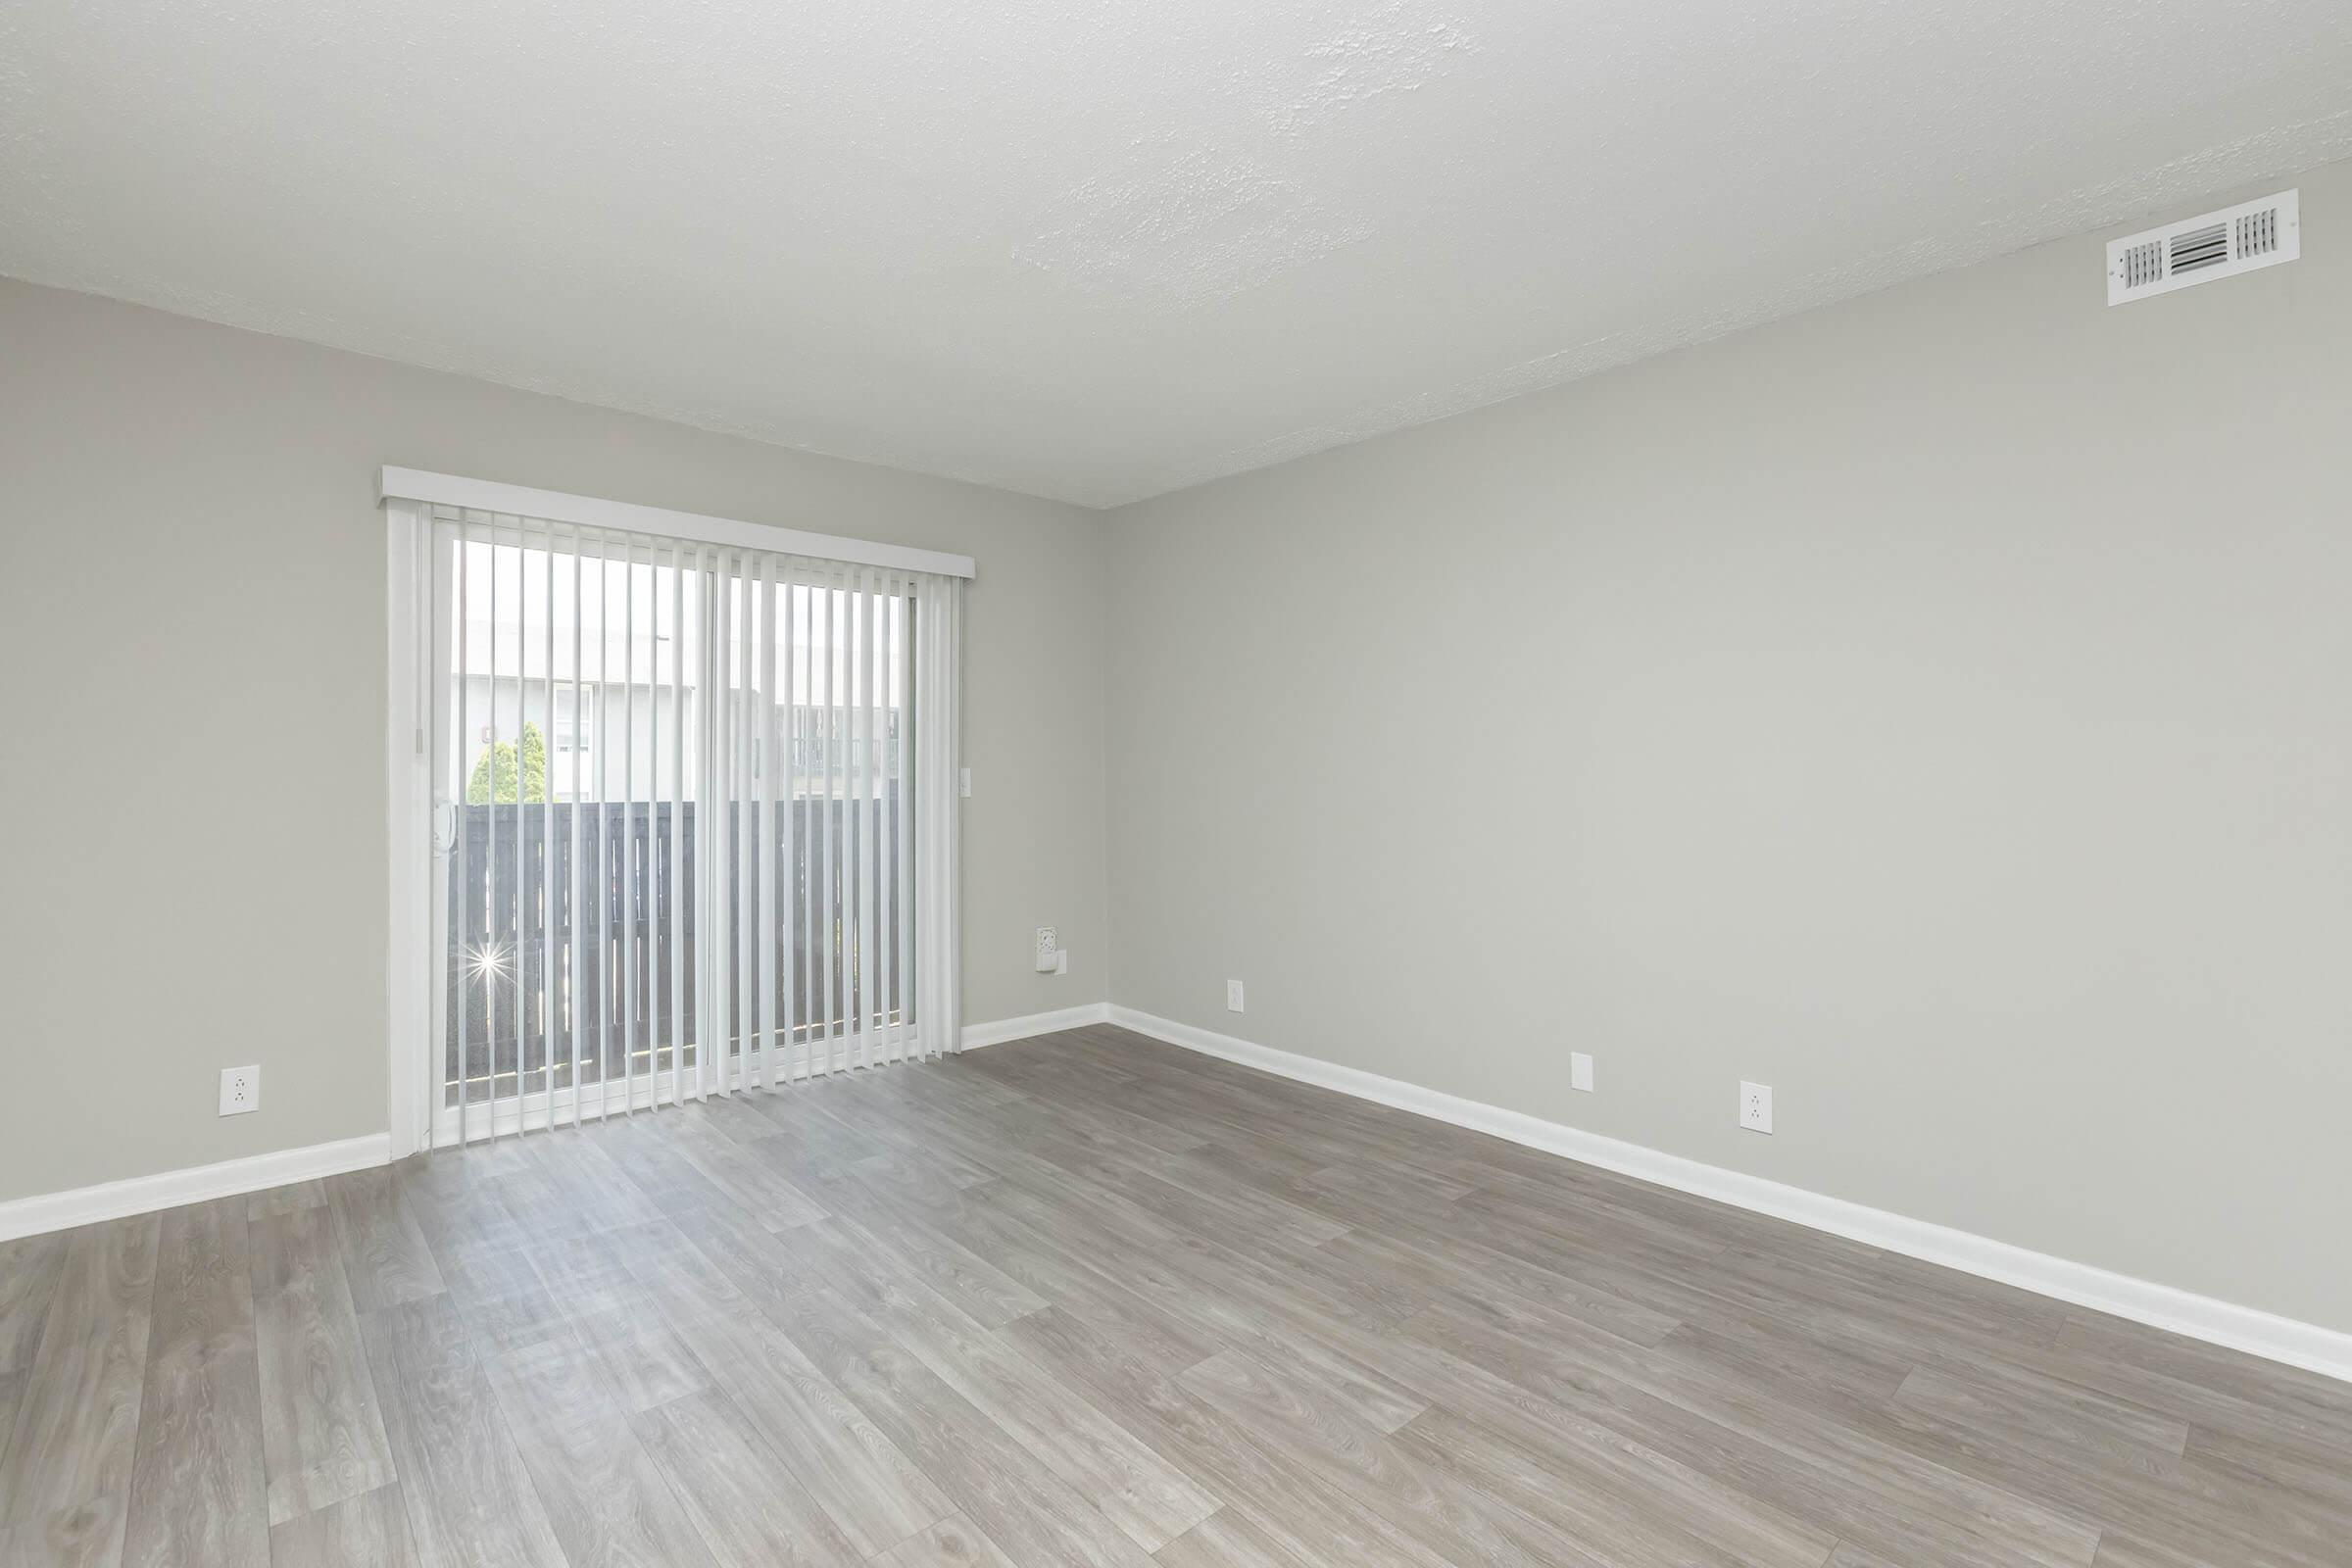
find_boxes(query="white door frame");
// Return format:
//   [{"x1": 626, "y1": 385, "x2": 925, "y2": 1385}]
[
  {"x1": 380, "y1": 470, "x2": 970, "y2": 1158},
  {"x1": 384, "y1": 499, "x2": 433, "y2": 1159}
]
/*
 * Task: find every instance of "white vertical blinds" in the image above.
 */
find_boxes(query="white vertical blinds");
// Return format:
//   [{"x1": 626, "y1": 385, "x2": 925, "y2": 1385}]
[{"x1": 415, "y1": 503, "x2": 961, "y2": 1146}]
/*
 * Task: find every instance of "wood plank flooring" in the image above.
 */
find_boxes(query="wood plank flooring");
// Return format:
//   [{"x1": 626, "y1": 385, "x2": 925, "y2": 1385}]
[{"x1": 1, "y1": 1023, "x2": 2346, "y2": 1566}]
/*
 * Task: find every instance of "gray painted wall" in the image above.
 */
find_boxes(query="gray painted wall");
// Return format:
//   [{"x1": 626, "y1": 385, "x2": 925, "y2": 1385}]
[
  {"x1": 1104, "y1": 158, "x2": 2352, "y2": 1332},
  {"x1": 0, "y1": 279, "x2": 1108, "y2": 1203},
  {"x1": 8, "y1": 159, "x2": 2347, "y2": 1333}
]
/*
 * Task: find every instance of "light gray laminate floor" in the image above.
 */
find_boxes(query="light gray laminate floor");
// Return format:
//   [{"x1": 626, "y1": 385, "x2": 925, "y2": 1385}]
[{"x1": 1, "y1": 1024, "x2": 2346, "y2": 1566}]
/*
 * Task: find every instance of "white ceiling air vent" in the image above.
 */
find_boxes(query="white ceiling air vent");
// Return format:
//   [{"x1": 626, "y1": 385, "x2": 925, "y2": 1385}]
[{"x1": 2107, "y1": 189, "x2": 2299, "y2": 306}]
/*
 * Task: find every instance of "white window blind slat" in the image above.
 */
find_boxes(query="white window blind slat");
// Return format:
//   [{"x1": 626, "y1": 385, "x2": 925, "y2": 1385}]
[
  {"x1": 818, "y1": 581, "x2": 837, "y2": 1078},
  {"x1": 453, "y1": 514, "x2": 472, "y2": 1147},
  {"x1": 631, "y1": 533, "x2": 649, "y2": 1119},
  {"x1": 733, "y1": 554, "x2": 754, "y2": 1094},
  {"x1": 781, "y1": 571, "x2": 800, "y2": 1082},
  {"x1": 847, "y1": 576, "x2": 861, "y2": 1065},
  {"x1": 874, "y1": 579, "x2": 894, "y2": 1066},
  {"x1": 593, "y1": 528, "x2": 612, "y2": 1122},
  {"x1": 537, "y1": 521, "x2": 555, "y2": 1128},
  {"x1": 508, "y1": 529, "x2": 524, "y2": 1136},
  {"x1": 757, "y1": 556, "x2": 777, "y2": 1093},
  {"x1": 870, "y1": 579, "x2": 883, "y2": 1067},
  {"x1": 485, "y1": 514, "x2": 503, "y2": 1136},
  {"x1": 667, "y1": 538, "x2": 686, "y2": 1107},
  {"x1": 568, "y1": 524, "x2": 587, "y2": 1130}
]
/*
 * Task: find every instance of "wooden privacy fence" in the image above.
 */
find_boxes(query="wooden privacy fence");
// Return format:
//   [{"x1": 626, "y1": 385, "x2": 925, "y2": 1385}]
[{"x1": 444, "y1": 795, "x2": 906, "y2": 1102}]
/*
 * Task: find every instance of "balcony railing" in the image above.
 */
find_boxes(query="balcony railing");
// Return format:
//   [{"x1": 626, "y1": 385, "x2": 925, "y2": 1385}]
[{"x1": 444, "y1": 795, "x2": 906, "y2": 1106}]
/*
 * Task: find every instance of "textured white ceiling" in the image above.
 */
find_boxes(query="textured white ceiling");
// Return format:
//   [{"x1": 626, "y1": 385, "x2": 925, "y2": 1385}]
[{"x1": 4, "y1": 2, "x2": 2349, "y2": 507}]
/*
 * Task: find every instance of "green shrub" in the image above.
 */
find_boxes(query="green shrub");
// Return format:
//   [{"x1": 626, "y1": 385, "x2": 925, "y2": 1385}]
[{"x1": 466, "y1": 720, "x2": 549, "y2": 804}]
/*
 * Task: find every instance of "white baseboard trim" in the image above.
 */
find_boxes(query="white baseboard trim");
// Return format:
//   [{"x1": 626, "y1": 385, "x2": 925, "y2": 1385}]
[
  {"x1": 0, "y1": 1007, "x2": 1099, "y2": 1241},
  {"x1": 960, "y1": 1002, "x2": 1112, "y2": 1052},
  {"x1": 0, "y1": 1133, "x2": 394, "y2": 1243},
  {"x1": 1106, "y1": 1004, "x2": 2352, "y2": 1386}
]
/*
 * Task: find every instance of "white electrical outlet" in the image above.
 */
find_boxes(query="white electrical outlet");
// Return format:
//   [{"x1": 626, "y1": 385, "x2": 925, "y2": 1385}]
[
  {"x1": 1570, "y1": 1053, "x2": 1593, "y2": 1093},
  {"x1": 1054, "y1": 951, "x2": 1068, "y2": 975},
  {"x1": 958, "y1": 767, "x2": 972, "y2": 798},
  {"x1": 220, "y1": 1065, "x2": 261, "y2": 1116},
  {"x1": 1035, "y1": 927, "x2": 1058, "y2": 972},
  {"x1": 1740, "y1": 1081, "x2": 1773, "y2": 1134},
  {"x1": 1226, "y1": 979, "x2": 1245, "y2": 1012}
]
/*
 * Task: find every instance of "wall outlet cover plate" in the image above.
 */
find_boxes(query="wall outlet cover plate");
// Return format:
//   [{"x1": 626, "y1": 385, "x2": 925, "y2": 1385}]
[
  {"x1": 1740, "y1": 1081, "x2": 1773, "y2": 1134},
  {"x1": 220, "y1": 1065, "x2": 261, "y2": 1116}
]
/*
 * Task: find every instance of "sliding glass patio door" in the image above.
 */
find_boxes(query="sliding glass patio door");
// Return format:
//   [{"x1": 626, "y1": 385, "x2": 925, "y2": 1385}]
[{"x1": 413, "y1": 503, "x2": 960, "y2": 1147}]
